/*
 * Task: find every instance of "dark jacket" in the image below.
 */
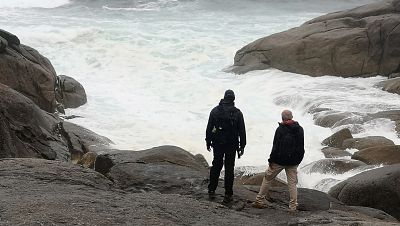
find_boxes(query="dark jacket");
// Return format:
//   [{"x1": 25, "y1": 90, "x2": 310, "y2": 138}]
[
  {"x1": 268, "y1": 121, "x2": 304, "y2": 166},
  {"x1": 206, "y1": 99, "x2": 246, "y2": 149}
]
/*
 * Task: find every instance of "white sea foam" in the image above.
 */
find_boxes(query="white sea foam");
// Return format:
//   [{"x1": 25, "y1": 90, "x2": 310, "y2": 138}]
[
  {"x1": 2, "y1": 0, "x2": 394, "y2": 191},
  {"x1": 0, "y1": 0, "x2": 70, "y2": 8}
]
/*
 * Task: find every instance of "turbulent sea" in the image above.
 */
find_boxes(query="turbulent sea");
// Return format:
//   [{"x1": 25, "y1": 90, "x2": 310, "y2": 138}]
[{"x1": 1, "y1": 0, "x2": 399, "y2": 191}]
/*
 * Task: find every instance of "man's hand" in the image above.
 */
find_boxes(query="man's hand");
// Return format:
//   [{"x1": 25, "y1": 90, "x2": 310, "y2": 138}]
[
  {"x1": 237, "y1": 147, "x2": 244, "y2": 158},
  {"x1": 207, "y1": 143, "x2": 212, "y2": 152}
]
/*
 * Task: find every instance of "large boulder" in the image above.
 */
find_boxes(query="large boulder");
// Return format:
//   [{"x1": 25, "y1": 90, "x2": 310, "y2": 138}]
[
  {"x1": 342, "y1": 136, "x2": 395, "y2": 150},
  {"x1": 232, "y1": 0, "x2": 400, "y2": 77},
  {"x1": 329, "y1": 164, "x2": 400, "y2": 220},
  {"x1": 0, "y1": 29, "x2": 57, "y2": 112},
  {"x1": 95, "y1": 146, "x2": 209, "y2": 194},
  {"x1": 56, "y1": 75, "x2": 87, "y2": 109},
  {"x1": 352, "y1": 145, "x2": 400, "y2": 165},
  {"x1": 322, "y1": 128, "x2": 353, "y2": 148},
  {"x1": 0, "y1": 83, "x2": 69, "y2": 161},
  {"x1": 321, "y1": 147, "x2": 352, "y2": 158},
  {"x1": 377, "y1": 77, "x2": 400, "y2": 95},
  {"x1": 302, "y1": 159, "x2": 366, "y2": 174}
]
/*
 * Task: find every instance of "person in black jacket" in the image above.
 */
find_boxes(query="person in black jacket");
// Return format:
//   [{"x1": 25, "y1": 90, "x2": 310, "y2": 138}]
[
  {"x1": 205, "y1": 90, "x2": 246, "y2": 203},
  {"x1": 252, "y1": 110, "x2": 304, "y2": 211}
]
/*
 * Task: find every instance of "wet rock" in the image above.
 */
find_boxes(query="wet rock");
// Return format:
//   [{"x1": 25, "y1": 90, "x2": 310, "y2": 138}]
[
  {"x1": 329, "y1": 164, "x2": 400, "y2": 220},
  {"x1": 302, "y1": 159, "x2": 366, "y2": 174},
  {"x1": 342, "y1": 136, "x2": 395, "y2": 150},
  {"x1": 61, "y1": 122, "x2": 113, "y2": 162},
  {"x1": 389, "y1": 73, "x2": 400, "y2": 78},
  {"x1": 232, "y1": 0, "x2": 400, "y2": 77},
  {"x1": 396, "y1": 121, "x2": 400, "y2": 136},
  {"x1": 321, "y1": 128, "x2": 353, "y2": 148},
  {"x1": 56, "y1": 75, "x2": 87, "y2": 109},
  {"x1": 368, "y1": 110, "x2": 400, "y2": 121},
  {"x1": 0, "y1": 84, "x2": 69, "y2": 161},
  {"x1": 0, "y1": 29, "x2": 57, "y2": 112},
  {"x1": 321, "y1": 147, "x2": 352, "y2": 158},
  {"x1": 314, "y1": 112, "x2": 353, "y2": 128},
  {"x1": 352, "y1": 145, "x2": 400, "y2": 165},
  {"x1": 377, "y1": 77, "x2": 400, "y2": 95}
]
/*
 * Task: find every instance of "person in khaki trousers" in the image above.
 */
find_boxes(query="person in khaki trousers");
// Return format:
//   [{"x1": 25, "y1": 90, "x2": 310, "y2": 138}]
[{"x1": 252, "y1": 110, "x2": 304, "y2": 211}]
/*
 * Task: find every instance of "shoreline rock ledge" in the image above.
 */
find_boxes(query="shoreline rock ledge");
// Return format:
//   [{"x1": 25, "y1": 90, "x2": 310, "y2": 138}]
[{"x1": 231, "y1": 0, "x2": 400, "y2": 77}]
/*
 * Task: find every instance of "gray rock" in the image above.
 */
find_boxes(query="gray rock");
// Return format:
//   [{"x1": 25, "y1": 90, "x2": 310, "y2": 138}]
[
  {"x1": 57, "y1": 75, "x2": 87, "y2": 109},
  {"x1": 342, "y1": 136, "x2": 395, "y2": 150},
  {"x1": 0, "y1": 158, "x2": 268, "y2": 225},
  {"x1": 368, "y1": 110, "x2": 400, "y2": 121},
  {"x1": 61, "y1": 122, "x2": 113, "y2": 162},
  {"x1": 352, "y1": 145, "x2": 400, "y2": 165},
  {"x1": 95, "y1": 146, "x2": 209, "y2": 194},
  {"x1": 0, "y1": 29, "x2": 20, "y2": 46},
  {"x1": 321, "y1": 147, "x2": 352, "y2": 158},
  {"x1": 302, "y1": 159, "x2": 366, "y2": 174},
  {"x1": 377, "y1": 77, "x2": 400, "y2": 95},
  {"x1": 232, "y1": 0, "x2": 400, "y2": 77},
  {"x1": 314, "y1": 112, "x2": 353, "y2": 128},
  {"x1": 322, "y1": 128, "x2": 353, "y2": 148},
  {"x1": 0, "y1": 29, "x2": 57, "y2": 112},
  {"x1": 0, "y1": 84, "x2": 69, "y2": 161},
  {"x1": 389, "y1": 72, "x2": 400, "y2": 78},
  {"x1": 329, "y1": 164, "x2": 400, "y2": 220}
]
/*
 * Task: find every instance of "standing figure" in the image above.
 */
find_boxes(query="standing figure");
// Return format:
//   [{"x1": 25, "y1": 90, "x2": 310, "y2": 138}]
[
  {"x1": 206, "y1": 90, "x2": 246, "y2": 203},
  {"x1": 253, "y1": 110, "x2": 304, "y2": 211}
]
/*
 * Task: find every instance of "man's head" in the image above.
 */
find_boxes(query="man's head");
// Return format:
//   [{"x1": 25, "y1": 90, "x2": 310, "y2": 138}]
[
  {"x1": 224, "y1": 90, "x2": 235, "y2": 101},
  {"x1": 281, "y1": 110, "x2": 293, "y2": 121}
]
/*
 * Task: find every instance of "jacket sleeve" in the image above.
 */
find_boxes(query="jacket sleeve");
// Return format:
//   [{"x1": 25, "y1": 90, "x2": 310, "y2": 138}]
[
  {"x1": 269, "y1": 127, "x2": 280, "y2": 162},
  {"x1": 238, "y1": 111, "x2": 246, "y2": 148},
  {"x1": 205, "y1": 111, "x2": 215, "y2": 145},
  {"x1": 298, "y1": 126, "x2": 305, "y2": 160}
]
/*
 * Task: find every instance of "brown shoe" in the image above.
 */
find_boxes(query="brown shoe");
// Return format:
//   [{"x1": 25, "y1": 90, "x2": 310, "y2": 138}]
[{"x1": 252, "y1": 201, "x2": 266, "y2": 209}]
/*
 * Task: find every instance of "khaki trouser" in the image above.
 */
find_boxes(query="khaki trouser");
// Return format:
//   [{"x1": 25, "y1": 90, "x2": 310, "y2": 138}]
[{"x1": 256, "y1": 163, "x2": 298, "y2": 210}]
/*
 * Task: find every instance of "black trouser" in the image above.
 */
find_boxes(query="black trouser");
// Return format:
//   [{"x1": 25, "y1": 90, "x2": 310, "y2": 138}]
[{"x1": 208, "y1": 145, "x2": 236, "y2": 196}]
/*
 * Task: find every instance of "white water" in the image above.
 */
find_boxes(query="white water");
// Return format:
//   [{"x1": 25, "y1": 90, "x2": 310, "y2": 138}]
[{"x1": 1, "y1": 0, "x2": 399, "y2": 190}]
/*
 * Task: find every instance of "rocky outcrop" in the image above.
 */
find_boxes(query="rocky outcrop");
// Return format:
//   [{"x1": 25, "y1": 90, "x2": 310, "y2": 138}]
[
  {"x1": 56, "y1": 75, "x2": 87, "y2": 109},
  {"x1": 342, "y1": 136, "x2": 395, "y2": 150},
  {"x1": 0, "y1": 29, "x2": 58, "y2": 112},
  {"x1": 95, "y1": 146, "x2": 209, "y2": 193},
  {"x1": 377, "y1": 77, "x2": 400, "y2": 95},
  {"x1": 322, "y1": 128, "x2": 353, "y2": 148},
  {"x1": 61, "y1": 122, "x2": 113, "y2": 162},
  {"x1": 232, "y1": 0, "x2": 400, "y2": 77},
  {"x1": 302, "y1": 159, "x2": 366, "y2": 174},
  {"x1": 0, "y1": 84, "x2": 69, "y2": 161},
  {"x1": 329, "y1": 164, "x2": 400, "y2": 220},
  {"x1": 352, "y1": 145, "x2": 400, "y2": 165},
  {"x1": 0, "y1": 158, "x2": 269, "y2": 225},
  {"x1": 321, "y1": 147, "x2": 352, "y2": 158}
]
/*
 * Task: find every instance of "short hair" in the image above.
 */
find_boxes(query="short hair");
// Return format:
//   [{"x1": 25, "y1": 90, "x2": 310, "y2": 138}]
[{"x1": 281, "y1": 110, "x2": 293, "y2": 120}]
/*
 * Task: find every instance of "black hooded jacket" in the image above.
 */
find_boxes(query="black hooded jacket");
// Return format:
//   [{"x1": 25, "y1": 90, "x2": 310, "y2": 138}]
[
  {"x1": 206, "y1": 99, "x2": 246, "y2": 149},
  {"x1": 268, "y1": 121, "x2": 304, "y2": 166}
]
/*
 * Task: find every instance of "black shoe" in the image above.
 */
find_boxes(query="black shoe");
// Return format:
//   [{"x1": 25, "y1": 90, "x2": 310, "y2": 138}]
[
  {"x1": 208, "y1": 190, "x2": 216, "y2": 200},
  {"x1": 223, "y1": 194, "x2": 233, "y2": 204}
]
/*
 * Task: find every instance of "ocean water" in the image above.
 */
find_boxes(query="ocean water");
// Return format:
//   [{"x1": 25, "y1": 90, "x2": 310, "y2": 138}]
[{"x1": 1, "y1": 0, "x2": 399, "y2": 191}]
